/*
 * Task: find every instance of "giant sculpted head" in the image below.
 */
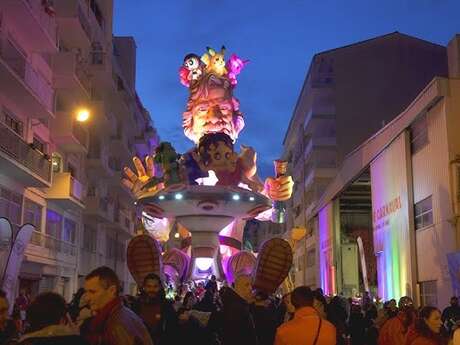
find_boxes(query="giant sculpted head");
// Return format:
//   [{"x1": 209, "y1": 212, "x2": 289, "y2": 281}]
[{"x1": 183, "y1": 73, "x2": 245, "y2": 144}]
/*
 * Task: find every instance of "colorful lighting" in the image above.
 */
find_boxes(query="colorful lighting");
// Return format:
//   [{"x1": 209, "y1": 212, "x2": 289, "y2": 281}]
[
  {"x1": 196, "y1": 257, "x2": 213, "y2": 271},
  {"x1": 158, "y1": 195, "x2": 165, "y2": 200},
  {"x1": 175, "y1": 193, "x2": 183, "y2": 200},
  {"x1": 249, "y1": 196, "x2": 255, "y2": 201},
  {"x1": 232, "y1": 194, "x2": 240, "y2": 201}
]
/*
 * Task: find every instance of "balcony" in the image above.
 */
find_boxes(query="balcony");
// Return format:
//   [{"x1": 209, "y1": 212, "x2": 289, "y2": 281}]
[
  {"x1": 88, "y1": 51, "x2": 113, "y2": 89},
  {"x1": 79, "y1": 248, "x2": 99, "y2": 275},
  {"x1": 90, "y1": 100, "x2": 112, "y2": 128},
  {"x1": 112, "y1": 208, "x2": 134, "y2": 237},
  {"x1": 52, "y1": 111, "x2": 89, "y2": 153},
  {"x1": 87, "y1": 139, "x2": 113, "y2": 178},
  {"x1": 4, "y1": 0, "x2": 58, "y2": 52},
  {"x1": 304, "y1": 136, "x2": 337, "y2": 160},
  {"x1": 28, "y1": 231, "x2": 77, "y2": 265},
  {"x1": 0, "y1": 121, "x2": 51, "y2": 187},
  {"x1": 53, "y1": 51, "x2": 91, "y2": 100},
  {"x1": 84, "y1": 195, "x2": 114, "y2": 223},
  {"x1": 108, "y1": 157, "x2": 134, "y2": 201},
  {"x1": 54, "y1": 0, "x2": 105, "y2": 48},
  {"x1": 45, "y1": 173, "x2": 85, "y2": 210},
  {"x1": 0, "y1": 42, "x2": 54, "y2": 119},
  {"x1": 110, "y1": 130, "x2": 133, "y2": 160},
  {"x1": 304, "y1": 167, "x2": 336, "y2": 190}
]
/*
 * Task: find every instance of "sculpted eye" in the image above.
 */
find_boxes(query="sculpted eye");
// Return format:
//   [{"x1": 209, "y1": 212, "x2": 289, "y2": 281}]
[
  {"x1": 214, "y1": 153, "x2": 221, "y2": 160},
  {"x1": 225, "y1": 152, "x2": 230, "y2": 159}
]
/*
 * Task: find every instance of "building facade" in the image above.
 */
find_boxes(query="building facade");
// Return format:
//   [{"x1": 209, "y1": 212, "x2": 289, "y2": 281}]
[
  {"x1": 282, "y1": 32, "x2": 449, "y2": 295},
  {"x1": 0, "y1": 0, "x2": 158, "y2": 300},
  {"x1": 306, "y1": 34, "x2": 460, "y2": 307}
]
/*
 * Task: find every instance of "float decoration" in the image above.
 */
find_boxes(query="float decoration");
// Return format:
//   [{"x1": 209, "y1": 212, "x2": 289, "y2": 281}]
[{"x1": 125, "y1": 45, "x2": 294, "y2": 285}]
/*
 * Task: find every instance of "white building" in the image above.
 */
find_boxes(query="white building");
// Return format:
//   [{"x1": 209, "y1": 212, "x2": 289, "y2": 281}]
[{"x1": 0, "y1": 0, "x2": 158, "y2": 300}]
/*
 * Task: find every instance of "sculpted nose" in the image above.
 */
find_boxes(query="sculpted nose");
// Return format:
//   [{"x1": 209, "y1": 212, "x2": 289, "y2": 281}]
[{"x1": 209, "y1": 105, "x2": 223, "y2": 119}]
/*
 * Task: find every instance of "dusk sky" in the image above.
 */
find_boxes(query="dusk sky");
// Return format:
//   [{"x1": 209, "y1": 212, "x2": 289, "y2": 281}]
[{"x1": 113, "y1": 0, "x2": 460, "y2": 178}]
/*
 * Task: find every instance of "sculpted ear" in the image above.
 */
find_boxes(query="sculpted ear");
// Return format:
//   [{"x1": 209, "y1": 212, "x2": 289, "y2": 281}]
[{"x1": 207, "y1": 47, "x2": 216, "y2": 56}]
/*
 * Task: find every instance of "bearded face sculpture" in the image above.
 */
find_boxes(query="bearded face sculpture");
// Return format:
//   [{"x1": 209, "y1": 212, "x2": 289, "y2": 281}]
[{"x1": 183, "y1": 74, "x2": 245, "y2": 144}]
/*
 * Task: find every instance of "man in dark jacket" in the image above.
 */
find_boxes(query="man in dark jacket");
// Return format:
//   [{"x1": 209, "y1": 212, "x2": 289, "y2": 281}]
[
  {"x1": 0, "y1": 289, "x2": 18, "y2": 344},
  {"x1": 442, "y1": 296, "x2": 460, "y2": 333},
  {"x1": 81, "y1": 266, "x2": 152, "y2": 345},
  {"x1": 208, "y1": 274, "x2": 258, "y2": 345},
  {"x1": 15, "y1": 292, "x2": 87, "y2": 345},
  {"x1": 131, "y1": 273, "x2": 178, "y2": 345},
  {"x1": 250, "y1": 292, "x2": 278, "y2": 345}
]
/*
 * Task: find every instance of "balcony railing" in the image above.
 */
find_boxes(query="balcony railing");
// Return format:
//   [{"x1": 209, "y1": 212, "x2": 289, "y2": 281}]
[
  {"x1": 72, "y1": 122, "x2": 88, "y2": 150},
  {"x1": 1, "y1": 46, "x2": 54, "y2": 112},
  {"x1": 70, "y1": 176, "x2": 84, "y2": 201},
  {"x1": 24, "y1": 0, "x2": 58, "y2": 44},
  {"x1": 0, "y1": 121, "x2": 51, "y2": 182},
  {"x1": 30, "y1": 231, "x2": 76, "y2": 256}
]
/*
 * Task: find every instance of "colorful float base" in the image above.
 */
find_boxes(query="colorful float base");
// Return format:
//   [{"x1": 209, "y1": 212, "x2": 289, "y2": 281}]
[{"x1": 138, "y1": 184, "x2": 271, "y2": 280}]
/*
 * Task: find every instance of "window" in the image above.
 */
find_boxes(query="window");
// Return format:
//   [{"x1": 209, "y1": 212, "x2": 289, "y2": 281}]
[
  {"x1": 63, "y1": 218, "x2": 76, "y2": 244},
  {"x1": 0, "y1": 186, "x2": 22, "y2": 228},
  {"x1": 83, "y1": 225, "x2": 97, "y2": 253},
  {"x1": 23, "y1": 199, "x2": 42, "y2": 232},
  {"x1": 410, "y1": 114, "x2": 428, "y2": 154},
  {"x1": 32, "y1": 137, "x2": 46, "y2": 154},
  {"x1": 414, "y1": 196, "x2": 433, "y2": 230},
  {"x1": 45, "y1": 209, "x2": 62, "y2": 239},
  {"x1": 420, "y1": 280, "x2": 437, "y2": 307},
  {"x1": 3, "y1": 108, "x2": 23, "y2": 136}
]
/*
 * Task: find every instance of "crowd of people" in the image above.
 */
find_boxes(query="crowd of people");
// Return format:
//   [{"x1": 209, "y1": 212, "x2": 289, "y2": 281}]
[{"x1": 1, "y1": 266, "x2": 460, "y2": 345}]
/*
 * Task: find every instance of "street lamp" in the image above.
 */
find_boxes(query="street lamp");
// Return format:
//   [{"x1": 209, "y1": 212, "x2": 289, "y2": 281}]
[{"x1": 76, "y1": 108, "x2": 90, "y2": 123}]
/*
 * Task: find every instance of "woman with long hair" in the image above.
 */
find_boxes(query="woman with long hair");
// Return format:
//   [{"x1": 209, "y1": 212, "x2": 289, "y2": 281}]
[{"x1": 406, "y1": 306, "x2": 447, "y2": 345}]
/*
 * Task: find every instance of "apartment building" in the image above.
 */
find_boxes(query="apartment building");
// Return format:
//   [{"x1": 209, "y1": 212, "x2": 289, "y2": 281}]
[
  {"x1": 0, "y1": 0, "x2": 158, "y2": 299},
  {"x1": 282, "y1": 32, "x2": 448, "y2": 287}
]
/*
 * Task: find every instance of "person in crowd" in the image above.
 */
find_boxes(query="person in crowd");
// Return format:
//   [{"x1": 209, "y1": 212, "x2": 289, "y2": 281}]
[
  {"x1": 378, "y1": 296, "x2": 416, "y2": 345},
  {"x1": 277, "y1": 293, "x2": 295, "y2": 324},
  {"x1": 349, "y1": 303, "x2": 366, "y2": 345},
  {"x1": 274, "y1": 286, "x2": 336, "y2": 345},
  {"x1": 131, "y1": 273, "x2": 178, "y2": 345},
  {"x1": 205, "y1": 276, "x2": 218, "y2": 294},
  {"x1": 250, "y1": 291, "x2": 278, "y2": 345},
  {"x1": 442, "y1": 296, "x2": 460, "y2": 334},
  {"x1": 313, "y1": 289, "x2": 328, "y2": 319},
  {"x1": 67, "y1": 288, "x2": 85, "y2": 323},
  {"x1": 327, "y1": 295, "x2": 348, "y2": 345},
  {"x1": 177, "y1": 307, "x2": 217, "y2": 345},
  {"x1": 194, "y1": 288, "x2": 218, "y2": 313},
  {"x1": 361, "y1": 291, "x2": 372, "y2": 313},
  {"x1": 0, "y1": 290, "x2": 18, "y2": 344},
  {"x1": 364, "y1": 304, "x2": 379, "y2": 345},
  {"x1": 80, "y1": 266, "x2": 152, "y2": 345},
  {"x1": 207, "y1": 274, "x2": 258, "y2": 345},
  {"x1": 15, "y1": 290, "x2": 30, "y2": 330},
  {"x1": 406, "y1": 306, "x2": 447, "y2": 345},
  {"x1": 182, "y1": 291, "x2": 197, "y2": 310},
  {"x1": 15, "y1": 292, "x2": 88, "y2": 345}
]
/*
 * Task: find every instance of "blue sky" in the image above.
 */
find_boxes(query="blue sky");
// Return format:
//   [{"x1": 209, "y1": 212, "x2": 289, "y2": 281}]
[{"x1": 113, "y1": 0, "x2": 460, "y2": 178}]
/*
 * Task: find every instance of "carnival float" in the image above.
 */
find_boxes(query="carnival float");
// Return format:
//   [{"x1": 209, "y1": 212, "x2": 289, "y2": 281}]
[{"x1": 123, "y1": 46, "x2": 294, "y2": 294}]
